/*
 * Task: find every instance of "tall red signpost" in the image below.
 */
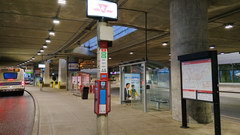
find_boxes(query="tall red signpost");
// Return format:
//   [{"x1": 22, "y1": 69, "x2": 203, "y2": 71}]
[{"x1": 86, "y1": 0, "x2": 117, "y2": 134}]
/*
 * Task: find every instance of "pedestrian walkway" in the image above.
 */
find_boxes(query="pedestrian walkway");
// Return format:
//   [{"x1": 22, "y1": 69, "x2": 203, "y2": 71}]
[{"x1": 27, "y1": 86, "x2": 240, "y2": 135}]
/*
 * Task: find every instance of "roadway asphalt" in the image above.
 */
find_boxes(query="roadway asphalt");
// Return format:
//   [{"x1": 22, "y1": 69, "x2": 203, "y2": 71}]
[
  {"x1": 220, "y1": 94, "x2": 240, "y2": 120},
  {"x1": 0, "y1": 91, "x2": 35, "y2": 135}
]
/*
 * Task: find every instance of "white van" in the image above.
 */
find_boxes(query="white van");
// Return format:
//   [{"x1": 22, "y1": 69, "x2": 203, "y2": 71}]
[{"x1": 0, "y1": 68, "x2": 25, "y2": 95}]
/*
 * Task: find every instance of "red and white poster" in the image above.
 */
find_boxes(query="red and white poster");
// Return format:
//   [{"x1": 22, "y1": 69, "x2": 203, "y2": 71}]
[{"x1": 181, "y1": 59, "x2": 213, "y2": 102}]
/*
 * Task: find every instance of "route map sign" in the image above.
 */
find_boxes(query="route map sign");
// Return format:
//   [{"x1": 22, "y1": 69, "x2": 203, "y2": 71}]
[
  {"x1": 178, "y1": 51, "x2": 221, "y2": 135},
  {"x1": 181, "y1": 59, "x2": 213, "y2": 102}
]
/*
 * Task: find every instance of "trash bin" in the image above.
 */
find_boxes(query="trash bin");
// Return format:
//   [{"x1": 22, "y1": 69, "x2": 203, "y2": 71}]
[{"x1": 82, "y1": 87, "x2": 89, "y2": 99}]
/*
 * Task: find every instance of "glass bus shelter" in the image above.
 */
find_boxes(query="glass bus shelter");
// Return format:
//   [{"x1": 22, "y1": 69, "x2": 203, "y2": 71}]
[{"x1": 119, "y1": 60, "x2": 170, "y2": 112}]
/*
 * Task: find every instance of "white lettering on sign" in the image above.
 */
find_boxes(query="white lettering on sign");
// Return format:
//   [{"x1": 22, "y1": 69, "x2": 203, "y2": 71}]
[
  {"x1": 100, "y1": 49, "x2": 108, "y2": 73},
  {"x1": 181, "y1": 59, "x2": 213, "y2": 102},
  {"x1": 99, "y1": 104, "x2": 106, "y2": 114},
  {"x1": 87, "y1": 0, "x2": 117, "y2": 20}
]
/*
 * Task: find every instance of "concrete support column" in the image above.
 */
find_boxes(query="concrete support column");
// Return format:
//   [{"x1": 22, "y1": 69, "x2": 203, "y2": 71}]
[
  {"x1": 43, "y1": 61, "x2": 51, "y2": 86},
  {"x1": 170, "y1": 0, "x2": 212, "y2": 123},
  {"x1": 58, "y1": 59, "x2": 67, "y2": 89}
]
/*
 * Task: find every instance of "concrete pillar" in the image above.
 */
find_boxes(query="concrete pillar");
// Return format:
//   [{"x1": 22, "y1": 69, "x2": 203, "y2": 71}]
[
  {"x1": 170, "y1": 0, "x2": 212, "y2": 123},
  {"x1": 43, "y1": 61, "x2": 51, "y2": 86},
  {"x1": 58, "y1": 59, "x2": 67, "y2": 89}
]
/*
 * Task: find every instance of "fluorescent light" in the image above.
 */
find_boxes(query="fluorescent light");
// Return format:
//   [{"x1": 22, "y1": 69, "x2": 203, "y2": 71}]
[
  {"x1": 109, "y1": 57, "x2": 112, "y2": 60},
  {"x1": 40, "y1": 49, "x2": 44, "y2": 53},
  {"x1": 162, "y1": 42, "x2": 168, "y2": 46},
  {"x1": 53, "y1": 18, "x2": 60, "y2": 24},
  {"x1": 129, "y1": 51, "x2": 134, "y2": 55},
  {"x1": 224, "y1": 24, "x2": 234, "y2": 29},
  {"x1": 209, "y1": 45, "x2": 215, "y2": 49},
  {"x1": 49, "y1": 31, "x2": 55, "y2": 36},
  {"x1": 58, "y1": 0, "x2": 66, "y2": 5},
  {"x1": 46, "y1": 39, "x2": 51, "y2": 43},
  {"x1": 43, "y1": 44, "x2": 48, "y2": 49}
]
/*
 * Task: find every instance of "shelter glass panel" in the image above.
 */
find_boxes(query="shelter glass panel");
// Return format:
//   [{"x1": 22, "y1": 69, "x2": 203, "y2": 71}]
[
  {"x1": 121, "y1": 63, "x2": 145, "y2": 111},
  {"x1": 146, "y1": 67, "x2": 170, "y2": 111}
]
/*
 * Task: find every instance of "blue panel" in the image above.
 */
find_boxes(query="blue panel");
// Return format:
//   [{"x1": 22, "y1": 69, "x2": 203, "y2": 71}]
[
  {"x1": 101, "y1": 75, "x2": 107, "y2": 78},
  {"x1": 4, "y1": 72, "x2": 18, "y2": 79},
  {"x1": 100, "y1": 90, "x2": 106, "y2": 104}
]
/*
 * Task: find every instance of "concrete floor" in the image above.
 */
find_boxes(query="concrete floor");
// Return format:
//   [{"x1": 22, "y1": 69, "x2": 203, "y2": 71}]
[
  {"x1": 26, "y1": 86, "x2": 240, "y2": 135},
  {"x1": 0, "y1": 92, "x2": 35, "y2": 135}
]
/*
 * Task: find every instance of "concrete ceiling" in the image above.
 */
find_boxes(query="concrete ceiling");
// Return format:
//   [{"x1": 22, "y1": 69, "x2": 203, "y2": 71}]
[{"x1": 0, "y1": 0, "x2": 240, "y2": 67}]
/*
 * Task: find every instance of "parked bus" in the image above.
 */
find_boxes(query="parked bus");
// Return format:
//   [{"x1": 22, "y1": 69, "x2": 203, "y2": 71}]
[{"x1": 0, "y1": 68, "x2": 25, "y2": 96}]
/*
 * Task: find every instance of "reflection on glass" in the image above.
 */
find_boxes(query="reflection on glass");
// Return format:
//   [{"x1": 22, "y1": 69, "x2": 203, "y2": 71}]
[
  {"x1": 120, "y1": 61, "x2": 170, "y2": 112},
  {"x1": 146, "y1": 67, "x2": 170, "y2": 111},
  {"x1": 122, "y1": 64, "x2": 144, "y2": 110},
  {"x1": 219, "y1": 63, "x2": 240, "y2": 83}
]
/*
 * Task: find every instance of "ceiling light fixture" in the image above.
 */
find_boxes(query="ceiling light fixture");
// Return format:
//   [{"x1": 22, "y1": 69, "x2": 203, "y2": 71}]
[
  {"x1": 49, "y1": 30, "x2": 55, "y2": 36},
  {"x1": 37, "y1": 52, "x2": 41, "y2": 55},
  {"x1": 45, "y1": 38, "x2": 51, "y2": 43},
  {"x1": 32, "y1": 57, "x2": 35, "y2": 60},
  {"x1": 109, "y1": 57, "x2": 112, "y2": 60},
  {"x1": 58, "y1": 0, "x2": 66, "y2": 5},
  {"x1": 224, "y1": 23, "x2": 234, "y2": 29},
  {"x1": 162, "y1": 42, "x2": 168, "y2": 46},
  {"x1": 40, "y1": 48, "x2": 44, "y2": 53},
  {"x1": 209, "y1": 45, "x2": 215, "y2": 49},
  {"x1": 129, "y1": 51, "x2": 134, "y2": 55},
  {"x1": 43, "y1": 44, "x2": 48, "y2": 49},
  {"x1": 53, "y1": 18, "x2": 60, "y2": 24},
  {"x1": 220, "y1": 52, "x2": 224, "y2": 55}
]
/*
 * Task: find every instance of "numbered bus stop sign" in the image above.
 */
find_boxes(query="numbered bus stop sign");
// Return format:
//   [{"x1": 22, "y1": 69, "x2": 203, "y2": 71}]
[{"x1": 178, "y1": 51, "x2": 221, "y2": 135}]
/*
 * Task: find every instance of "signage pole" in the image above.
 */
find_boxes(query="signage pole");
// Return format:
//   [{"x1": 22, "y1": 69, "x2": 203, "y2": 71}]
[
  {"x1": 97, "y1": 21, "x2": 108, "y2": 135},
  {"x1": 86, "y1": 0, "x2": 117, "y2": 134},
  {"x1": 211, "y1": 51, "x2": 221, "y2": 135}
]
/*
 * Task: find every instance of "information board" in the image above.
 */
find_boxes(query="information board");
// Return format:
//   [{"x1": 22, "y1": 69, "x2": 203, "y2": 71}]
[
  {"x1": 68, "y1": 62, "x2": 79, "y2": 71},
  {"x1": 99, "y1": 48, "x2": 108, "y2": 73},
  {"x1": 178, "y1": 51, "x2": 221, "y2": 135},
  {"x1": 38, "y1": 64, "x2": 45, "y2": 69},
  {"x1": 87, "y1": 0, "x2": 118, "y2": 21},
  {"x1": 181, "y1": 59, "x2": 213, "y2": 102}
]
